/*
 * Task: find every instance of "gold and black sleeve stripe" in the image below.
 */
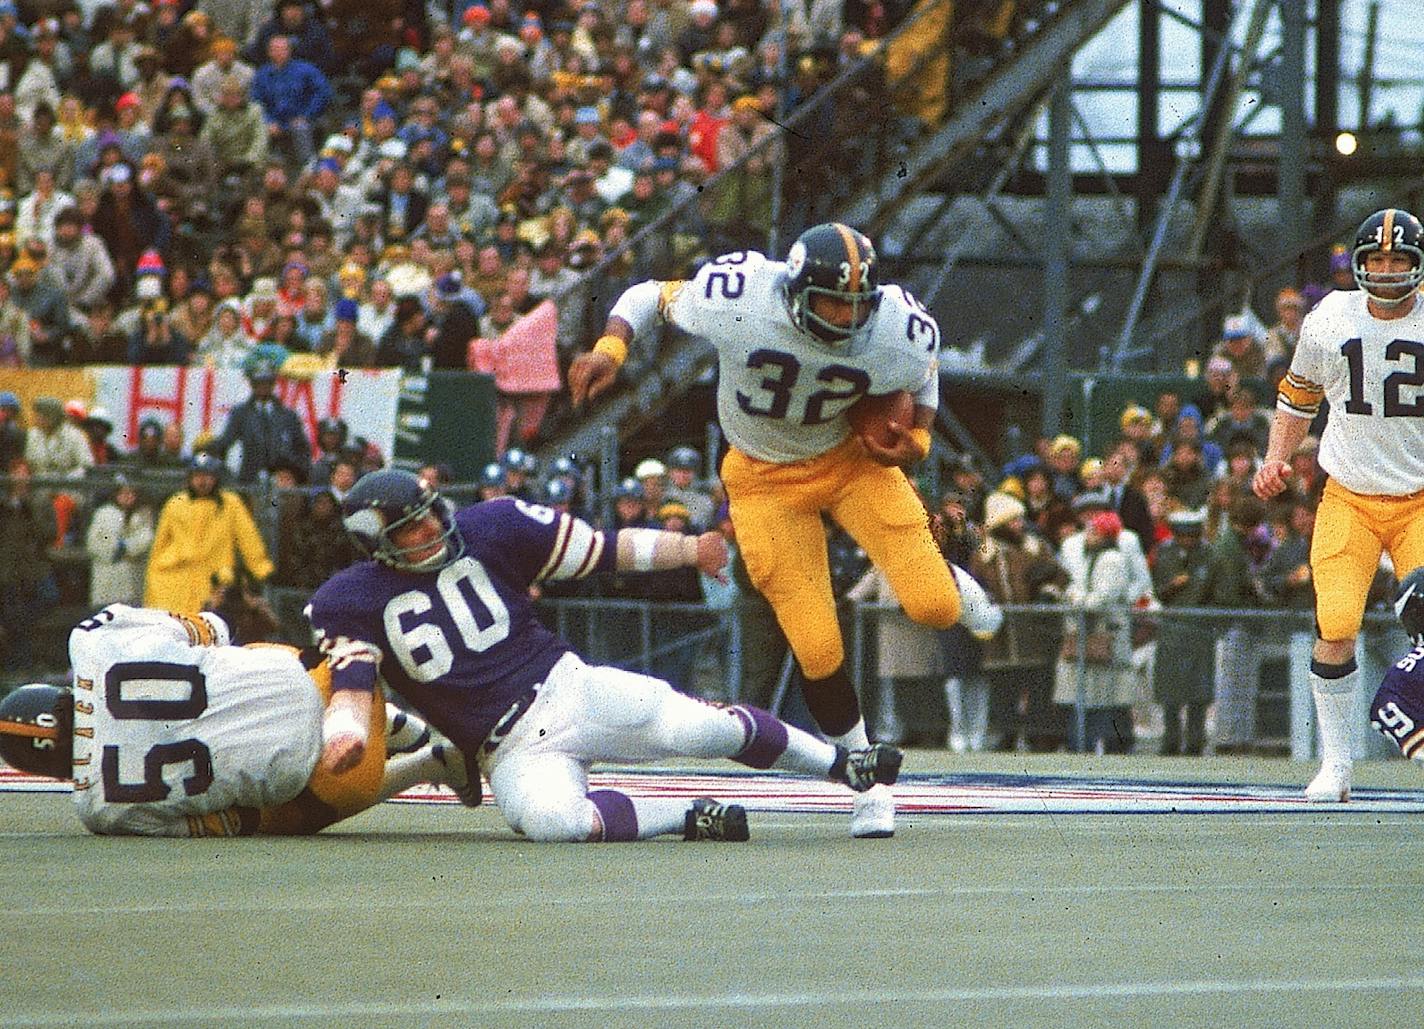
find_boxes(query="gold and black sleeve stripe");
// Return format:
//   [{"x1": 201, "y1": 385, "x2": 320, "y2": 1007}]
[{"x1": 1277, "y1": 372, "x2": 1325, "y2": 417}]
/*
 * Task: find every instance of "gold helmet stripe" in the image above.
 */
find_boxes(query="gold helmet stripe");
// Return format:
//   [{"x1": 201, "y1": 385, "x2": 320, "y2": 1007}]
[
  {"x1": 0, "y1": 718, "x2": 58, "y2": 740},
  {"x1": 832, "y1": 223, "x2": 861, "y2": 293},
  {"x1": 1383, "y1": 209, "x2": 1397, "y2": 251}
]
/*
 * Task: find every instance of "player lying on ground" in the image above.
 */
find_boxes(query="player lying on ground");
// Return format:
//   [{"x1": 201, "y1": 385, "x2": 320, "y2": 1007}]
[
  {"x1": 568, "y1": 222, "x2": 1001, "y2": 838},
  {"x1": 0, "y1": 604, "x2": 473, "y2": 836},
  {"x1": 307, "y1": 468, "x2": 902, "y2": 843}
]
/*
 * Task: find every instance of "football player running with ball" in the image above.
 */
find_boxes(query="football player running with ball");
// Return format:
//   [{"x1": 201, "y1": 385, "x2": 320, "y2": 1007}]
[
  {"x1": 305, "y1": 468, "x2": 901, "y2": 844},
  {"x1": 0, "y1": 605, "x2": 471, "y2": 836},
  {"x1": 570, "y1": 222, "x2": 1002, "y2": 837},
  {"x1": 1255, "y1": 208, "x2": 1424, "y2": 802}
]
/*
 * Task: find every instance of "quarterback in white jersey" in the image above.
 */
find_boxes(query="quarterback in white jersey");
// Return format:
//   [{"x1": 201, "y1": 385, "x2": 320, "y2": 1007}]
[
  {"x1": 570, "y1": 222, "x2": 1001, "y2": 839},
  {"x1": 1255, "y1": 207, "x2": 1424, "y2": 803},
  {"x1": 0, "y1": 605, "x2": 472, "y2": 836}
]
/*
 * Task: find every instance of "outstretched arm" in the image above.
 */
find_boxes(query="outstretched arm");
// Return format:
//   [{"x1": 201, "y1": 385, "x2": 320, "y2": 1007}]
[
  {"x1": 615, "y1": 527, "x2": 729, "y2": 583},
  {"x1": 568, "y1": 315, "x2": 633, "y2": 409},
  {"x1": 569, "y1": 280, "x2": 666, "y2": 408}
]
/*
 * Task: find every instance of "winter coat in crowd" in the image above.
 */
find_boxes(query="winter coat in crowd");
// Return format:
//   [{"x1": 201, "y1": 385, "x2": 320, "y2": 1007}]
[{"x1": 144, "y1": 488, "x2": 273, "y2": 614}]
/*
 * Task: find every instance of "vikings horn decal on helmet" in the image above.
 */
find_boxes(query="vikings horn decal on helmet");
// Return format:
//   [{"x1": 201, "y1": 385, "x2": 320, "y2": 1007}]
[
  {"x1": 340, "y1": 468, "x2": 465, "y2": 572},
  {"x1": 1396, "y1": 567, "x2": 1424, "y2": 644},
  {"x1": 784, "y1": 222, "x2": 882, "y2": 344},
  {"x1": 1352, "y1": 208, "x2": 1424, "y2": 304},
  {"x1": 0, "y1": 683, "x2": 73, "y2": 778}
]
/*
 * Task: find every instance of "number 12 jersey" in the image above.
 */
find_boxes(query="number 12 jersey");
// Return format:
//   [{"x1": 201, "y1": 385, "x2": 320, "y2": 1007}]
[{"x1": 1281, "y1": 289, "x2": 1424, "y2": 495}]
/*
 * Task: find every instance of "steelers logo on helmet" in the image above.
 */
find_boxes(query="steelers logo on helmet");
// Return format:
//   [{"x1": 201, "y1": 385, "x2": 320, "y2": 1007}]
[
  {"x1": 1352, "y1": 208, "x2": 1424, "y2": 305},
  {"x1": 0, "y1": 683, "x2": 73, "y2": 779},
  {"x1": 784, "y1": 222, "x2": 881, "y2": 345}
]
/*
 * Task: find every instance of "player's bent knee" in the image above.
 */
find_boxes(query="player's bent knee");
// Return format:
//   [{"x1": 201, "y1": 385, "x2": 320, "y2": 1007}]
[
  {"x1": 798, "y1": 646, "x2": 845, "y2": 682},
  {"x1": 519, "y1": 800, "x2": 596, "y2": 842},
  {"x1": 900, "y1": 590, "x2": 959, "y2": 631}
]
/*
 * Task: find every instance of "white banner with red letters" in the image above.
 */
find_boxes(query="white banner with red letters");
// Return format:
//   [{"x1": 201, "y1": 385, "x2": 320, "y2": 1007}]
[{"x1": 91, "y1": 366, "x2": 403, "y2": 464}]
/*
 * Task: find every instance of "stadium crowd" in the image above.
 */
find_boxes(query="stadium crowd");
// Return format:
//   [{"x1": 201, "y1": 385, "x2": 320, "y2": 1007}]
[{"x1": 0, "y1": 0, "x2": 1388, "y2": 762}]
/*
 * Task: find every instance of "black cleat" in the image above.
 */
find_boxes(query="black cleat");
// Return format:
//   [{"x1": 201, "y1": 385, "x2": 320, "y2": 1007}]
[
  {"x1": 832, "y1": 743, "x2": 903, "y2": 793},
  {"x1": 683, "y1": 797, "x2": 749, "y2": 842}
]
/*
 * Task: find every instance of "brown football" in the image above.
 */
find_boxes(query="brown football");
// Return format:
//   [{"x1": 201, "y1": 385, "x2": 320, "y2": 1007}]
[{"x1": 846, "y1": 389, "x2": 915, "y2": 449}]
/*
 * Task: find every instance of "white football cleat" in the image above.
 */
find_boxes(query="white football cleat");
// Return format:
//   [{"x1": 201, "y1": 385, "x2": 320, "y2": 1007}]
[
  {"x1": 951, "y1": 564, "x2": 1003, "y2": 640},
  {"x1": 1304, "y1": 761, "x2": 1351, "y2": 803},
  {"x1": 851, "y1": 783, "x2": 895, "y2": 839}
]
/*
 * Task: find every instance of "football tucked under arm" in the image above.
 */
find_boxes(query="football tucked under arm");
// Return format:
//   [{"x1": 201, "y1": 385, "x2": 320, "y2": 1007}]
[
  {"x1": 846, "y1": 390, "x2": 932, "y2": 464},
  {"x1": 846, "y1": 389, "x2": 916, "y2": 449}
]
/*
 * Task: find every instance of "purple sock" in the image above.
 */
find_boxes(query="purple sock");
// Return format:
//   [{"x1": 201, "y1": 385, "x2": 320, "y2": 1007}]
[
  {"x1": 730, "y1": 705, "x2": 789, "y2": 769},
  {"x1": 588, "y1": 789, "x2": 639, "y2": 842}
]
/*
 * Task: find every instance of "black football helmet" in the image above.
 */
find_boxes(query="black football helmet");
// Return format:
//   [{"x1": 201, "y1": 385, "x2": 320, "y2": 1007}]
[
  {"x1": 341, "y1": 468, "x2": 465, "y2": 572},
  {"x1": 1352, "y1": 208, "x2": 1424, "y2": 304},
  {"x1": 1396, "y1": 567, "x2": 1424, "y2": 644},
  {"x1": 784, "y1": 222, "x2": 881, "y2": 344},
  {"x1": 0, "y1": 684, "x2": 73, "y2": 779}
]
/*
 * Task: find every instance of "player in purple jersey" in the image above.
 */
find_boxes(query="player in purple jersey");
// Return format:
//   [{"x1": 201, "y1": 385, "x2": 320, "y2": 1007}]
[
  {"x1": 305, "y1": 469, "x2": 902, "y2": 842},
  {"x1": 1370, "y1": 568, "x2": 1424, "y2": 763}
]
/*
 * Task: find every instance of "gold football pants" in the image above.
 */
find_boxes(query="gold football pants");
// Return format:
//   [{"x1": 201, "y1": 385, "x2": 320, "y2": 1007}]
[
  {"x1": 1312, "y1": 478, "x2": 1424, "y2": 642},
  {"x1": 722, "y1": 437, "x2": 961, "y2": 680}
]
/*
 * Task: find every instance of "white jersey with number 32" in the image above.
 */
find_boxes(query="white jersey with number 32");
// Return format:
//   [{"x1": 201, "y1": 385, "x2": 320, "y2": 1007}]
[
  {"x1": 1284, "y1": 289, "x2": 1424, "y2": 496},
  {"x1": 68, "y1": 605, "x2": 322, "y2": 836},
  {"x1": 611, "y1": 250, "x2": 941, "y2": 464}
]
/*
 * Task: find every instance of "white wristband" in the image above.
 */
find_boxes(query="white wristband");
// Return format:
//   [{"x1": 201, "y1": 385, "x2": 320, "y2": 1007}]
[{"x1": 631, "y1": 530, "x2": 658, "y2": 571}]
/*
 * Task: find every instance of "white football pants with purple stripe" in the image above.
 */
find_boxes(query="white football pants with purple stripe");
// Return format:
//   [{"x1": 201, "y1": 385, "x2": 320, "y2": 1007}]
[{"x1": 480, "y1": 652, "x2": 836, "y2": 841}]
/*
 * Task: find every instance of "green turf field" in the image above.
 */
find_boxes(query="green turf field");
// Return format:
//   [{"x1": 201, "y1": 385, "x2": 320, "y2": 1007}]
[{"x1": 3, "y1": 752, "x2": 1422, "y2": 1028}]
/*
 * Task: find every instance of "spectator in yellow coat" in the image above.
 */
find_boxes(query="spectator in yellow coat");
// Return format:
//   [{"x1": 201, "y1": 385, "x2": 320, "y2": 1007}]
[{"x1": 145, "y1": 452, "x2": 274, "y2": 614}]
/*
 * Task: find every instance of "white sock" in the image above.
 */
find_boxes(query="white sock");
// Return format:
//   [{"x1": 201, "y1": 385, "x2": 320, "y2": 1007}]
[
  {"x1": 944, "y1": 677, "x2": 964, "y2": 736},
  {"x1": 378, "y1": 745, "x2": 452, "y2": 800},
  {"x1": 829, "y1": 719, "x2": 871, "y2": 751},
  {"x1": 628, "y1": 797, "x2": 694, "y2": 838},
  {"x1": 773, "y1": 723, "x2": 839, "y2": 778},
  {"x1": 1311, "y1": 667, "x2": 1359, "y2": 767}
]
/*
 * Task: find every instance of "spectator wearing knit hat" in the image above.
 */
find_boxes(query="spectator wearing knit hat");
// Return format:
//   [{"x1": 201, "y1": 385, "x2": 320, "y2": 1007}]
[
  {"x1": 90, "y1": 161, "x2": 170, "y2": 299},
  {"x1": 196, "y1": 298, "x2": 255, "y2": 369},
  {"x1": 969, "y1": 490, "x2": 1064, "y2": 751},
  {"x1": 9, "y1": 251, "x2": 73, "y2": 365}
]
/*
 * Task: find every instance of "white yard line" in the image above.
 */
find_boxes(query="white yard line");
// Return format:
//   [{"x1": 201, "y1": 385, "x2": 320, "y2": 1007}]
[
  {"x1": 6, "y1": 976, "x2": 1424, "y2": 1025},
  {"x1": 0, "y1": 880, "x2": 1392, "y2": 918}
]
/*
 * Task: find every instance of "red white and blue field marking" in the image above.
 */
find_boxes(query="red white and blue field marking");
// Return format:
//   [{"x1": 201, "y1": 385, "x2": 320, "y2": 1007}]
[{"x1": 9, "y1": 768, "x2": 1419, "y2": 815}]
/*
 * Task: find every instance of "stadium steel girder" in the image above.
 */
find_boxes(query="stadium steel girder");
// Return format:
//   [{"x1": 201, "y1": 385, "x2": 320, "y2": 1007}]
[
  {"x1": 538, "y1": 0, "x2": 1376, "y2": 467},
  {"x1": 841, "y1": 0, "x2": 1133, "y2": 236}
]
